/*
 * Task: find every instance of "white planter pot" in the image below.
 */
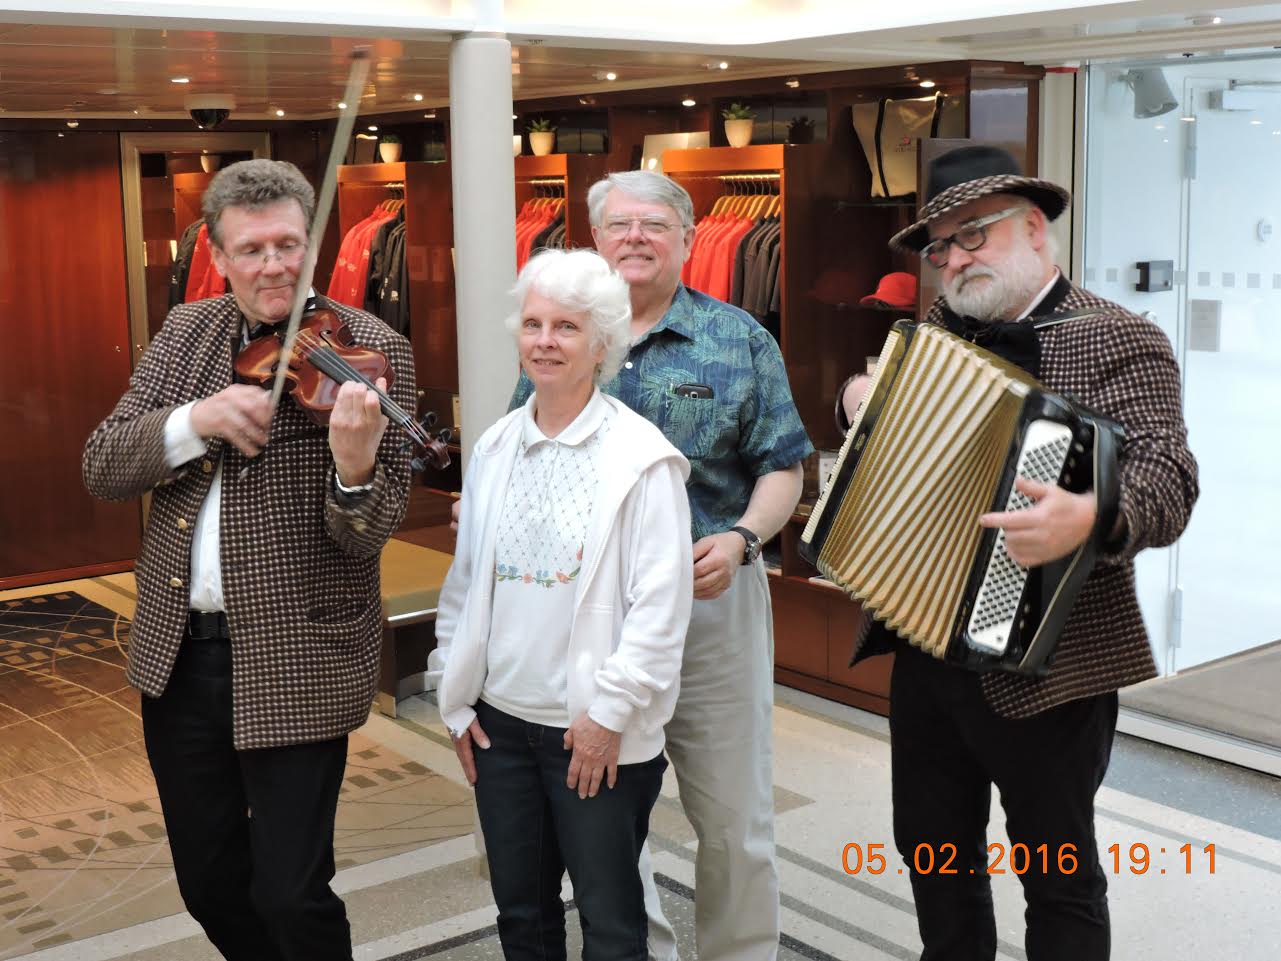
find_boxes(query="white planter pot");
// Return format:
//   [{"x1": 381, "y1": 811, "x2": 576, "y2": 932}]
[
  {"x1": 199, "y1": 154, "x2": 221, "y2": 173},
  {"x1": 378, "y1": 142, "x2": 402, "y2": 163},
  {"x1": 724, "y1": 118, "x2": 754, "y2": 148},
  {"x1": 513, "y1": 134, "x2": 523, "y2": 157},
  {"x1": 529, "y1": 130, "x2": 555, "y2": 156}
]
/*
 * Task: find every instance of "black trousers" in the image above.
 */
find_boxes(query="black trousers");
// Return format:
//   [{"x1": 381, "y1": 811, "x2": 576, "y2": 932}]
[
  {"x1": 141, "y1": 636, "x2": 352, "y2": 961},
  {"x1": 889, "y1": 646, "x2": 1118, "y2": 961}
]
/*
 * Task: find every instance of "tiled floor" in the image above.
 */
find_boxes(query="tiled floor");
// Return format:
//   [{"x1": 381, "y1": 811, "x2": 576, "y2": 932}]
[{"x1": 3, "y1": 577, "x2": 1280, "y2": 960}]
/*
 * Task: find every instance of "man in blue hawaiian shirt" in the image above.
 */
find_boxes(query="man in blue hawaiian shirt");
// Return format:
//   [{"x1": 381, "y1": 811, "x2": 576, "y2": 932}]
[{"x1": 508, "y1": 170, "x2": 813, "y2": 961}]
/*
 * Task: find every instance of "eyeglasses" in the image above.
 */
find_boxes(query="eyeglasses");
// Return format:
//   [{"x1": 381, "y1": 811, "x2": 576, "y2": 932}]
[
  {"x1": 599, "y1": 217, "x2": 683, "y2": 239},
  {"x1": 920, "y1": 207, "x2": 1023, "y2": 268},
  {"x1": 228, "y1": 241, "x2": 307, "y2": 269}
]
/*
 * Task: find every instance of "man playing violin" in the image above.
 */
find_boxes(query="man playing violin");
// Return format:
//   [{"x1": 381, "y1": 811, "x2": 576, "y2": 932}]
[{"x1": 82, "y1": 158, "x2": 415, "y2": 961}]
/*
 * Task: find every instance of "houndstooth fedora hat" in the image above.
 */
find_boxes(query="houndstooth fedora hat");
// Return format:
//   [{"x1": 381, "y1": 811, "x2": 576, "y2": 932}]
[{"x1": 889, "y1": 145, "x2": 1070, "y2": 253}]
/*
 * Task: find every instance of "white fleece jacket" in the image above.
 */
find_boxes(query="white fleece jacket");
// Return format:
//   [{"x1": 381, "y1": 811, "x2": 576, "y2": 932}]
[{"x1": 429, "y1": 392, "x2": 694, "y2": 764}]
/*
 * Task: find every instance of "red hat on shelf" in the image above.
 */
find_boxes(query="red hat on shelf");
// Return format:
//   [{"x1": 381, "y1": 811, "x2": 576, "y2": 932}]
[{"x1": 859, "y1": 271, "x2": 917, "y2": 309}]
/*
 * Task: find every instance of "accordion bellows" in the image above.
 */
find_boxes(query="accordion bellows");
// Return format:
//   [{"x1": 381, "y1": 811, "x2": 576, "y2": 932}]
[{"x1": 801, "y1": 321, "x2": 1120, "y2": 675}]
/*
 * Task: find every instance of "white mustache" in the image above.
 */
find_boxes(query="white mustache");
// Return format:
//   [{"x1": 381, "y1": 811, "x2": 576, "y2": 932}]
[{"x1": 953, "y1": 265, "x2": 997, "y2": 289}]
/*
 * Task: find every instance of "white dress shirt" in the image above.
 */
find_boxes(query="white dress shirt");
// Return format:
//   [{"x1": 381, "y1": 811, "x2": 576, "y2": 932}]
[{"x1": 164, "y1": 400, "x2": 224, "y2": 612}]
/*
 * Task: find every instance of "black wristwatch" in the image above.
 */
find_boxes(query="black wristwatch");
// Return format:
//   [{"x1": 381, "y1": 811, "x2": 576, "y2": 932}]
[{"x1": 729, "y1": 526, "x2": 762, "y2": 565}]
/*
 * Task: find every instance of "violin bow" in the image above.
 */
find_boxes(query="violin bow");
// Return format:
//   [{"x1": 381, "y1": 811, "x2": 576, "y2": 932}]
[{"x1": 266, "y1": 47, "x2": 371, "y2": 420}]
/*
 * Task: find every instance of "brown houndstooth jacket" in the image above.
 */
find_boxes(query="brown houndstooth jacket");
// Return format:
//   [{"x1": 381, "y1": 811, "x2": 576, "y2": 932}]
[
  {"x1": 851, "y1": 275, "x2": 1199, "y2": 718},
  {"x1": 83, "y1": 294, "x2": 414, "y2": 749}
]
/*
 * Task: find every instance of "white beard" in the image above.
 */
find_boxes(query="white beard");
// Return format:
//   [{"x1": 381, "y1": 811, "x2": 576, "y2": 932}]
[{"x1": 943, "y1": 243, "x2": 1048, "y2": 321}]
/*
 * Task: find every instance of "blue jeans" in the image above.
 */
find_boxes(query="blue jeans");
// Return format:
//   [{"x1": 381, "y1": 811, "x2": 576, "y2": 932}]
[{"x1": 472, "y1": 700, "x2": 667, "y2": 961}]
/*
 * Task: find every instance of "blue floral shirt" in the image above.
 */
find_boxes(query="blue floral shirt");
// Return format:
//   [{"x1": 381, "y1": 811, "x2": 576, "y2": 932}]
[{"x1": 510, "y1": 285, "x2": 813, "y2": 541}]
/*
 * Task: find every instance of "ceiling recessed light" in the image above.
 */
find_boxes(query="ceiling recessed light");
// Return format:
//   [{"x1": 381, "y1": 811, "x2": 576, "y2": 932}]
[
  {"x1": 57, "y1": 132, "x2": 64, "y2": 138},
  {"x1": 512, "y1": 113, "x2": 518, "y2": 120},
  {"x1": 66, "y1": 120, "x2": 79, "y2": 128},
  {"x1": 1181, "y1": 116, "x2": 1197, "y2": 122},
  {"x1": 919, "y1": 80, "x2": 936, "y2": 89},
  {"x1": 1251, "y1": 119, "x2": 1263, "y2": 125},
  {"x1": 413, "y1": 93, "x2": 423, "y2": 101},
  {"x1": 275, "y1": 108, "x2": 285, "y2": 117},
  {"x1": 719, "y1": 61, "x2": 729, "y2": 70},
  {"x1": 337, "y1": 101, "x2": 348, "y2": 110},
  {"x1": 682, "y1": 98, "x2": 696, "y2": 107},
  {"x1": 785, "y1": 77, "x2": 800, "y2": 89},
  {"x1": 368, "y1": 124, "x2": 379, "y2": 131},
  {"x1": 171, "y1": 76, "x2": 190, "y2": 84},
  {"x1": 423, "y1": 110, "x2": 437, "y2": 119},
  {"x1": 605, "y1": 71, "x2": 617, "y2": 81}
]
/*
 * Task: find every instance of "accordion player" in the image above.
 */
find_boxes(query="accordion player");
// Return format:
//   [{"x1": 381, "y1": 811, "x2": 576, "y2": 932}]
[{"x1": 800, "y1": 319, "x2": 1123, "y2": 676}]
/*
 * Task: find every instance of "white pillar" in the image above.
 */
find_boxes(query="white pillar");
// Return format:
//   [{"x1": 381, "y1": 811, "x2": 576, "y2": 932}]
[{"x1": 449, "y1": 29, "x2": 518, "y2": 466}]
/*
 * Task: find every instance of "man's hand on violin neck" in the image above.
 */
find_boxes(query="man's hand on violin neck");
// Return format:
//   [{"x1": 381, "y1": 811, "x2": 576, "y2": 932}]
[
  {"x1": 330, "y1": 378, "x2": 390, "y2": 487},
  {"x1": 191, "y1": 385, "x2": 273, "y2": 458}
]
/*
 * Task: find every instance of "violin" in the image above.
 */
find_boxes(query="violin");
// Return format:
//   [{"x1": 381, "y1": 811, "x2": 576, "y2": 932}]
[{"x1": 234, "y1": 306, "x2": 452, "y2": 472}]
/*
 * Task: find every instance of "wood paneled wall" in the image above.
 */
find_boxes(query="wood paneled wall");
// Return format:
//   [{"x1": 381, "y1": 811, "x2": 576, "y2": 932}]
[{"x1": 0, "y1": 131, "x2": 140, "y2": 586}]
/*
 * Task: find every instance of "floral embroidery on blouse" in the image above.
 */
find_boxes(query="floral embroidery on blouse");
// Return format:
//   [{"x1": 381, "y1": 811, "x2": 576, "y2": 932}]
[{"x1": 495, "y1": 546, "x2": 583, "y2": 589}]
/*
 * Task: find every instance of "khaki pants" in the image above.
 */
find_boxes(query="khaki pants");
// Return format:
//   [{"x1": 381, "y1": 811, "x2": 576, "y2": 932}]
[{"x1": 642, "y1": 558, "x2": 779, "y2": 961}]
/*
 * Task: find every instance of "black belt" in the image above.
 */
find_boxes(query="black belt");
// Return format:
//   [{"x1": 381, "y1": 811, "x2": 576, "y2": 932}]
[{"x1": 187, "y1": 610, "x2": 230, "y2": 641}]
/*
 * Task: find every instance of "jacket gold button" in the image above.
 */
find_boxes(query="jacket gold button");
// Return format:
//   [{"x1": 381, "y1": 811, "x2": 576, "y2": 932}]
[
  {"x1": 177, "y1": 518, "x2": 189, "y2": 531},
  {"x1": 169, "y1": 577, "x2": 183, "y2": 588},
  {"x1": 201, "y1": 459, "x2": 213, "y2": 473}
]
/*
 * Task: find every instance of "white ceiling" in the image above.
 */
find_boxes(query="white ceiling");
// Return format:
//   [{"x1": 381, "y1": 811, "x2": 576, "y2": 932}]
[{"x1": 2, "y1": 2, "x2": 1281, "y2": 119}]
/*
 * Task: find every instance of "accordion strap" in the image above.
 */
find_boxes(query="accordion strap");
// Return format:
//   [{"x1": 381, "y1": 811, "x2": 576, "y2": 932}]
[{"x1": 1032, "y1": 308, "x2": 1108, "y2": 331}]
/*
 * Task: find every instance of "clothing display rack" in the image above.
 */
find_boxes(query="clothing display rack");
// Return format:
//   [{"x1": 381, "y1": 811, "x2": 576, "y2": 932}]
[
  {"x1": 334, "y1": 162, "x2": 462, "y2": 500},
  {"x1": 513, "y1": 154, "x2": 609, "y2": 250},
  {"x1": 170, "y1": 171, "x2": 225, "y2": 308}
]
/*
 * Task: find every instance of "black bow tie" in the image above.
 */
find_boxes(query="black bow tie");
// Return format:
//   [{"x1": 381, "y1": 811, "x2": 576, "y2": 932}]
[
  {"x1": 245, "y1": 321, "x2": 276, "y2": 341},
  {"x1": 941, "y1": 311, "x2": 1041, "y2": 378}
]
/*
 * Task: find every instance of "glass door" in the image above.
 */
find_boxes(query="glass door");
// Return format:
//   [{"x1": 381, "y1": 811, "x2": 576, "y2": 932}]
[{"x1": 1174, "y1": 74, "x2": 1281, "y2": 673}]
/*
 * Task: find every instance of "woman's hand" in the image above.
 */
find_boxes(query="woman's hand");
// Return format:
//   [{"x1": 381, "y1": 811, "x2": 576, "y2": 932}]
[
  {"x1": 450, "y1": 717, "x2": 490, "y2": 786},
  {"x1": 564, "y1": 714, "x2": 622, "y2": 799}
]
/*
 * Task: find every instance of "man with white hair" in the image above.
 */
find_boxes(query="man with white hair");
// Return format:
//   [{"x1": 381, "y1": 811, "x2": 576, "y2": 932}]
[
  {"x1": 507, "y1": 170, "x2": 812, "y2": 961},
  {"x1": 837, "y1": 145, "x2": 1198, "y2": 960}
]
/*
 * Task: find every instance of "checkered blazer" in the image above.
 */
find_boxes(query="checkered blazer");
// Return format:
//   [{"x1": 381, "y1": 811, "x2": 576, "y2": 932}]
[
  {"x1": 852, "y1": 278, "x2": 1199, "y2": 718},
  {"x1": 83, "y1": 294, "x2": 415, "y2": 749}
]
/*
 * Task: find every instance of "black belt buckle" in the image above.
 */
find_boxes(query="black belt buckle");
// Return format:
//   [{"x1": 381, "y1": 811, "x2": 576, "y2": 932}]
[{"x1": 187, "y1": 610, "x2": 229, "y2": 641}]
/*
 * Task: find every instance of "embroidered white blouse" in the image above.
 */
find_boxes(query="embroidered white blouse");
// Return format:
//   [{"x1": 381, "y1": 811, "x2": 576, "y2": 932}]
[{"x1": 481, "y1": 390, "x2": 614, "y2": 727}]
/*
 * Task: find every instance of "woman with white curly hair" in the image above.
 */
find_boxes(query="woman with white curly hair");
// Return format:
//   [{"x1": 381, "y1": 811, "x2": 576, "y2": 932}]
[{"x1": 429, "y1": 248, "x2": 693, "y2": 959}]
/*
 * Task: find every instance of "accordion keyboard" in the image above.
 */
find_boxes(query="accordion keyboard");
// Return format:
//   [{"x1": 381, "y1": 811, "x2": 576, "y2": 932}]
[{"x1": 966, "y1": 420, "x2": 1074, "y2": 654}]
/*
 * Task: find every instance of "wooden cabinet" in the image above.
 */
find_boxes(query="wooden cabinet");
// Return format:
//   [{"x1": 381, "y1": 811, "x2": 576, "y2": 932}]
[{"x1": 770, "y1": 572, "x2": 893, "y2": 717}]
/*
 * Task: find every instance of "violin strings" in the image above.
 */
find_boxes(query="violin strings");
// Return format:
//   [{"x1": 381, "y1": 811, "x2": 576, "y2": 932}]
[{"x1": 293, "y1": 329, "x2": 430, "y2": 444}]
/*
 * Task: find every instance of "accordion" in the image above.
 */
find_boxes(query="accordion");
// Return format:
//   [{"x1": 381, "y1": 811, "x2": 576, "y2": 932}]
[{"x1": 800, "y1": 320, "x2": 1122, "y2": 675}]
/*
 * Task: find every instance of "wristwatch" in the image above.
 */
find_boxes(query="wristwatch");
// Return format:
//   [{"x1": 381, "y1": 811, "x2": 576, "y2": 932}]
[{"x1": 729, "y1": 526, "x2": 762, "y2": 565}]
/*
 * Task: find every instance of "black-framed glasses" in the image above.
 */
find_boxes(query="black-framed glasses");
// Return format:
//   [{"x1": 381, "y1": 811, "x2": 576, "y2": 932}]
[{"x1": 920, "y1": 207, "x2": 1023, "y2": 268}]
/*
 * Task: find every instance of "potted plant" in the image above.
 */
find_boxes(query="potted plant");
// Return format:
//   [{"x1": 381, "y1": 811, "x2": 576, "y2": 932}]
[
  {"x1": 526, "y1": 118, "x2": 557, "y2": 156},
  {"x1": 722, "y1": 102, "x2": 756, "y2": 148},
  {"x1": 378, "y1": 133, "x2": 402, "y2": 163},
  {"x1": 787, "y1": 115, "x2": 815, "y2": 144}
]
